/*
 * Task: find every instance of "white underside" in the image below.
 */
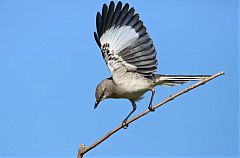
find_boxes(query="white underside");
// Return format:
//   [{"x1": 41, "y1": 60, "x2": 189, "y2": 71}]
[
  {"x1": 113, "y1": 72, "x2": 151, "y2": 100},
  {"x1": 100, "y1": 25, "x2": 139, "y2": 54},
  {"x1": 100, "y1": 25, "x2": 139, "y2": 75}
]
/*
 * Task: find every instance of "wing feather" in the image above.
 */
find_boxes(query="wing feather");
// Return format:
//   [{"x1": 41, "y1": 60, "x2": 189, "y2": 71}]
[
  {"x1": 96, "y1": 12, "x2": 102, "y2": 36},
  {"x1": 94, "y1": 1, "x2": 158, "y2": 77},
  {"x1": 115, "y1": 3, "x2": 129, "y2": 26},
  {"x1": 94, "y1": 32, "x2": 101, "y2": 47},
  {"x1": 121, "y1": 7, "x2": 135, "y2": 26},
  {"x1": 127, "y1": 14, "x2": 139, "y2": 27},
  {"x1": 133, "y1": 20, "x2": 143, "y2": 32},
  {"x1": 110, "y1": 1, "x2": 122, "y2": 27},
  {"x1": 105, "y1": 1, "x2": 115, "y2": 31},
  {"x1": 101, "y1": 4, "x2": 108, "y2": 34},
  {"x1": 124, "y1": 50, "x2": 156, "y2": 63}
]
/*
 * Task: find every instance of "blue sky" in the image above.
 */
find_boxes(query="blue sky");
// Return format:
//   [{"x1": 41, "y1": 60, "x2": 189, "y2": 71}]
[{"x1": 0, "y1": 0, "x2": 238, "y2": 157}]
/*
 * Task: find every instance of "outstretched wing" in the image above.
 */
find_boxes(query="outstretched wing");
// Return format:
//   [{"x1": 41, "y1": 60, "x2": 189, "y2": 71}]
[{"x1": 94, "y1": 1, "x2": 158, "y2": 77}]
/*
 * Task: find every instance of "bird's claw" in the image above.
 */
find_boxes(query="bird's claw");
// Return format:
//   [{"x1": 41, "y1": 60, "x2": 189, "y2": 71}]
[
  {"x1": 122, "y1": 120, "x2": 128, "y2": 129},
  {"x1": 148, "y1": 105, "x2": 155, "y2": 112}
]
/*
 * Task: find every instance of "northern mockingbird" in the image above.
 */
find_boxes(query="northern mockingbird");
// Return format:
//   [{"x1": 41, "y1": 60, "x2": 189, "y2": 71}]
[{"x1": 93, "y1": 1, "x2": 210, "y2": 128}]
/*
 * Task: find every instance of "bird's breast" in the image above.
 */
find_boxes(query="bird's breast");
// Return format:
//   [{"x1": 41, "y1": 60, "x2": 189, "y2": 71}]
[{"x1": 112, "y1": 73, "x2": 152, "y2": 100}]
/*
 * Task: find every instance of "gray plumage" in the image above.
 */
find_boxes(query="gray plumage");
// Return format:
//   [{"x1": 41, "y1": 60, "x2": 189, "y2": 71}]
[{"x1": 93, "y1": 1, "x2": 210, "y2": 128}]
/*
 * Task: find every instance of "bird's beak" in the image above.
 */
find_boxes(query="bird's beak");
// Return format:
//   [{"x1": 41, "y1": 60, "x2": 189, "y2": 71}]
[{"x1": 94, "y1": 101, "x2": 99, "y2": 109}]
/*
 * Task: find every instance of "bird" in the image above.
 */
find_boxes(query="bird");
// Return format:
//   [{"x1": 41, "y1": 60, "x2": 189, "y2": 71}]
[{"x1": 93, "y1": 1, "x2": 210, "y2": 128}]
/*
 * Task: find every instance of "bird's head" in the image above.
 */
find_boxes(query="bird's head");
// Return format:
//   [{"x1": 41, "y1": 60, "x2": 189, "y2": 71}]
[{"x1": 94, "y1": 78, "x2": 114, "y2": 109}]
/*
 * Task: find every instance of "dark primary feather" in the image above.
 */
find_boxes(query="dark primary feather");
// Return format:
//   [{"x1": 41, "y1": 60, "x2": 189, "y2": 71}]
[
  {"x1": 105, "y1": 1, "x2": 115, "y2": 31},
  {"x1": 94, "y1": 32, "x2": 101, "y2": 47},
  {"x1": 101, "y1": 4, "x2": 108, "y2": 35},
  {"x1": 115, "y1": 3, "x2": 129, "y2": 26},
  {"x1": 127, "y1": 13, "x2": 139, "y2": 27},
  {"x1": 121, "y1": 7, "x2": 135, "y2": 26},
  {"x1": 96, "y1": 12, "x2": 102, "y2": 37},
  {"x1": 138, "y1": 26, "x2": 147, "y2": 37},
  {"x1": 133, "y1": 20, "x2": 143, "y2": 32},
  {"x1": 94, "y1": 1, "x2": 158, "y2": 77},
  {"x1": 110, "y1": 1, "x2": 122, "y2": 27}
]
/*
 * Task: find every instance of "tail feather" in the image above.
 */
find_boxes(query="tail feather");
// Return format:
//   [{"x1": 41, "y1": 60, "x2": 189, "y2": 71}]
[{"x1": 155, "y1": 74, "x2": 211, "y2": 87}]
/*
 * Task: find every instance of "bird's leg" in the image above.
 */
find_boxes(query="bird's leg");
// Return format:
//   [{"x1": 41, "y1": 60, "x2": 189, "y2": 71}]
[
  {"x1": 122, "y1": 100, "x2": 137, "y2": 129},
  {"x1": 148, "y1": 88, "x2": 155, "y2": 111}
]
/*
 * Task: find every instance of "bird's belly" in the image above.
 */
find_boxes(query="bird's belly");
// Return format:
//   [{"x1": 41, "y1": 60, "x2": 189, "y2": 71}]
[{"x1": 113, "y1": 74, "x2": 151, "y2": 100}]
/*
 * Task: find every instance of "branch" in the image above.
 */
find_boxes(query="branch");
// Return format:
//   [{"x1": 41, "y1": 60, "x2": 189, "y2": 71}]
[{"x1": 77, "y1": 71, "x2": 224, "y2": 158}]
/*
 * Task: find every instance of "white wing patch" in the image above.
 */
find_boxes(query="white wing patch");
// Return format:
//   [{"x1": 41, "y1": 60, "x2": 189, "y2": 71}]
[
  {"x1": 106, "y1": 52, "x2": 137, "y2": 75},
  {"x1": 100, "y1": 25, "x2": 139, "y2": 54}
]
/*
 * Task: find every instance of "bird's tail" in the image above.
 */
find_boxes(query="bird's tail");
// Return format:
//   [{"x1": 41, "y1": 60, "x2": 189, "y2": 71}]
[{"x1": 154, "y1": 74, "x2": 211, "y2": 86}]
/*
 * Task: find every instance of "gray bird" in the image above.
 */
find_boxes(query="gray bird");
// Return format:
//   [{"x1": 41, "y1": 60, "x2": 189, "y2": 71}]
[{"x1": 93, "y1": 1, "x2": 210, "y2": 128}]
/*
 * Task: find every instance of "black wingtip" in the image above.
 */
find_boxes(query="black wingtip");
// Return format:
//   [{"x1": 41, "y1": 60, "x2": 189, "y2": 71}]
[
  {"x1": 124, "y1": 3, "x2": 129, "y2": 9},
  {"x1": 96, "y1": 11, "x2": 101, "y2": 16},
  {"x1": 103, "y1": 3, "x2": 108, "y2": 8},
  {"x1": 110, "y1": 1, "x2": 115, "y2": 6},
  {"x1": 117, "y1": 1, "x2": 122, "y2": 6},
  {"x1": 105, "y1": 1, "x2": 115, "y2": 31},
  {"x1": 102, "y1": 3, "x2": 108, "y2": 13},
  {"x1": 102, "y1": 3, "x2": 108, "y2": 16},
  {"x1": 101, "y1": 4, "x2": 108, "y2": 35},
  {"x1": 94, "y1": 32, "x2": 101, "y2": 48}
]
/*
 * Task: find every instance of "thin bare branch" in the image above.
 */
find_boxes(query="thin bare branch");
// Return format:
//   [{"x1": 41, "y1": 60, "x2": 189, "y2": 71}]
[{"x1": 77, "y1": 71, "x2": 224, "y2": 158}]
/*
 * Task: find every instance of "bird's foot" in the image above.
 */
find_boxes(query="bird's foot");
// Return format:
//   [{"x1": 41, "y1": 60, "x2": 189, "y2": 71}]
[
  {"x1": 122, "y1": 120, "x2": 129, "y2": 129},
  {"x1": 148, "y1": 105, "x2": 155, "y2": 112}
]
